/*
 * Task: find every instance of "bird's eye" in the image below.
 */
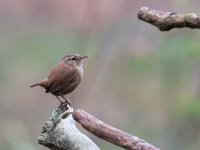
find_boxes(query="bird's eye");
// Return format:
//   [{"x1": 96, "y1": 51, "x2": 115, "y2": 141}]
[{"x1": 71, "y1": 57, "x2": 76, "y2": 60}]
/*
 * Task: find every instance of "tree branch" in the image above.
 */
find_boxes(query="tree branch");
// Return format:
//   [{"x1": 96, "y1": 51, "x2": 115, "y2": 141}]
[
  {"x1": 138, "y1": 7, "x2": 200, "y2": 31},
  {"x1": 73, "y1": 109, "x2": 160, "y2": 150},
  {"x1": 38, "y1": 103, "x2": 159, "y2": 150},
  {"x1": 38, "y1": 104, "x2": 100, "y2": 150}
]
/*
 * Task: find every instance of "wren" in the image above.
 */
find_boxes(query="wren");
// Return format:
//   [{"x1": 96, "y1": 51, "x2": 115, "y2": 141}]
[{"x1": 30, "y1": 54, "x2": 88, "y2": 105}]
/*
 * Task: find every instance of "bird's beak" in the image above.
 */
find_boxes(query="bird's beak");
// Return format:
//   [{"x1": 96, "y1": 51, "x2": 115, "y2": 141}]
[{"x1": 80, "y1": 56, "x2": 88, "y2": 59}]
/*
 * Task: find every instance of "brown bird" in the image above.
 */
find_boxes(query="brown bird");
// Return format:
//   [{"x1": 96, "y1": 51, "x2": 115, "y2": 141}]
[{"x1": 30, "y1": 54, "x2": 88, "y2": 105}]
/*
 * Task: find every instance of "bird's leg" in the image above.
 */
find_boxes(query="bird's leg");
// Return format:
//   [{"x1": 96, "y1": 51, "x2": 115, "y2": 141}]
[
  {"x1": 56, "y1": 96, "x2": 65, "y2": 104},
  {"x1": 61, "y1": 96, "x2": 72, "y2": 106}
]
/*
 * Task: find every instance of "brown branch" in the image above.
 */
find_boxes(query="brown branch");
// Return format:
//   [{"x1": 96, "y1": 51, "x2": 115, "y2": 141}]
[
  {"x1": 73, "y1": 109, "x2": 160, "y2": 150},
  {"x1": 138, "y1": 7, "x2": 200, "y2": 31}
]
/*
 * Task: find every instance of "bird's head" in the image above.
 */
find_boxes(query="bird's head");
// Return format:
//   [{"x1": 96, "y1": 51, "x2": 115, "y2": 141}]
[{"x1": 63, "y1": 54, "x2": 88, "y2": 67}]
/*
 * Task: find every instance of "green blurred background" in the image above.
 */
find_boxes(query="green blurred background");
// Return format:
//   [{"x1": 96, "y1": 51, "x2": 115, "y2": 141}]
[{"x1": 0, "y1": 0, "x2": 200, "y2": 150}]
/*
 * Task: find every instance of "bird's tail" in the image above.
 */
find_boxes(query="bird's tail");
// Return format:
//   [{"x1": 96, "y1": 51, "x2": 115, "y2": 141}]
[
  {"x1": 30, "y1": 83, "x2": 39, "y2": 87},
  {"x1": 30, "y1": 78, "x2": 48, "y2": 88}
]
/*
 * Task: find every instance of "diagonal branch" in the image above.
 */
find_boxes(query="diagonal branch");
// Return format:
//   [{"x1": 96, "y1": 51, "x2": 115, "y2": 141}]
[
  {"x1": 73, "y1": 109, "x2": 160, "y2": 150},
  {"x1": 138, "y1": 7, "x2": 200, "y2": 31}
]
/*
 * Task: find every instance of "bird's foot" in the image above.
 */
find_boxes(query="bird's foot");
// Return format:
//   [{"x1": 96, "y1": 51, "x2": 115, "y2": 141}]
[
  {"x1": 61, "y1": 96, "x2": 72, "y2": 106},
  {"x1": 56, "y1": 96, "x2": 64, "y2": 103},
  {"x1": 56, "y1": 96, "x2": 72, "y2": 106}
]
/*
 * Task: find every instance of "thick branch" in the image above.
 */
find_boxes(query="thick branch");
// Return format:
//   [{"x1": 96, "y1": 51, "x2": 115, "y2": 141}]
[
  {"x1": 73, "y1": 109, "x2": 159, "y2": 150},
  {"x1": 138, "y1": 7, "x2": 200, "y2": 31},
  {"x1": 38, "y1": 104, "x2": 100, "y2": 150}
]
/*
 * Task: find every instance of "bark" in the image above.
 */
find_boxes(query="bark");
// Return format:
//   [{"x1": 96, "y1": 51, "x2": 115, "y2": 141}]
[{"x1": 38, "y1": 103, "x2": 100, "y2": 150}]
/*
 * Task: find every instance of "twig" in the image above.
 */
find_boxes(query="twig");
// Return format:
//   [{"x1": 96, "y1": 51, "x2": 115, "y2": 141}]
[
  {"x1": 73, "y1": 109, "x2": 160, "y2": 150},
  {"x1": 38, "y1": 104, "x2": 100, "y2": 150},
  {"x1": 138, "y1": 7, "x2": 200, "y2": 31}
]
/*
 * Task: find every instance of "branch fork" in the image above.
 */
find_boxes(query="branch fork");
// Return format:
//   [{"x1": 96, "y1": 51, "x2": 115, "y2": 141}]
[{"x1": 38, "y1": 104, "x2": 159, "y2": 150}]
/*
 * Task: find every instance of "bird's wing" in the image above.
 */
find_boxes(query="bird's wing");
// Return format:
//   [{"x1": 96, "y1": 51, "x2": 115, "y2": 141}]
[
  {"x1": 45, "y1": 61, "x2": 76, "y2": 93},
  {"x1": 45, "y1": 72, "x2": 76, "y2": 93}
]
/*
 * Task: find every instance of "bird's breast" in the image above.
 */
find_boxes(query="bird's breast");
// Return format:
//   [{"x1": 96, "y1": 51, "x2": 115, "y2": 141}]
[{"x1": 76, "y1": 66, "x2": 83, "y2": 79}]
